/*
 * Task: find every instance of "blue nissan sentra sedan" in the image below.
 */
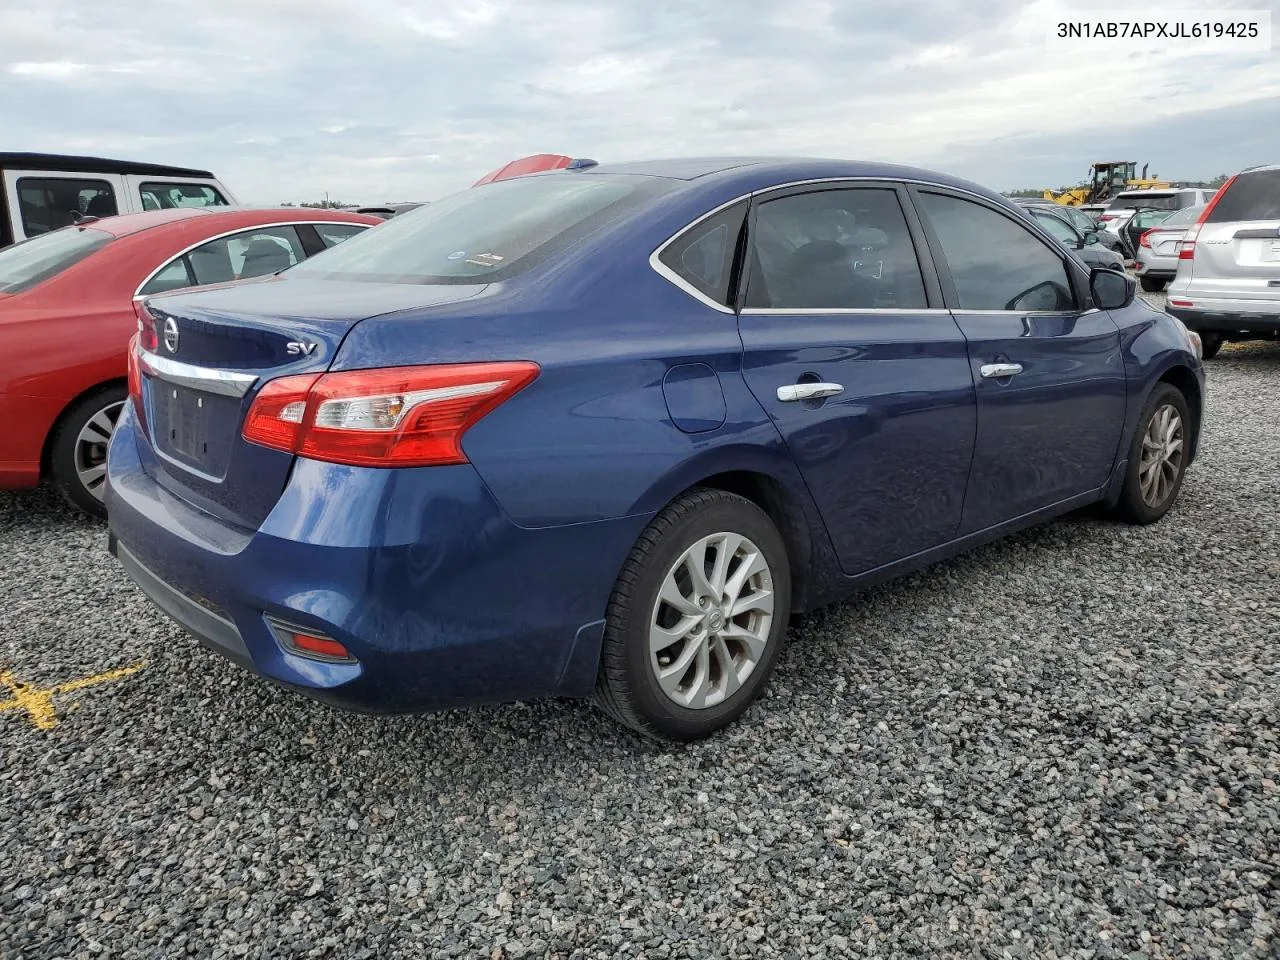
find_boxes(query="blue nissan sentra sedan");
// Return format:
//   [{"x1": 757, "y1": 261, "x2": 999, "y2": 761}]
[{"x1": 106, "y1": 158, "x2": 1205, "y2": 741}]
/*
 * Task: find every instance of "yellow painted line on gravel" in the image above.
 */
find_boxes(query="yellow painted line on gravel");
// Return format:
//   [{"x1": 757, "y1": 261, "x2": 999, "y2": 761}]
[{"x1": 0, "y1": 663, "x2": 146, "y2": 731}]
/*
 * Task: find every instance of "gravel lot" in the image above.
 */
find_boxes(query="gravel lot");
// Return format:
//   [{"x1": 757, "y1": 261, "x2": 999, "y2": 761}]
[{"x1": 2, "y1": 305, "x2": 1277, "y2": 958}]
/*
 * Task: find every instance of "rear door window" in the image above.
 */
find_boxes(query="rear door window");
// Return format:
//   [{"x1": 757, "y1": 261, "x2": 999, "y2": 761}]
[
  {"x1": 1207, "y1": 169, "x2": 1280, "y2": 222},
  {"x1": 16, "y1": 178, "x2": 118, "y2": 236},
  {"x1": 139, "y1": 258, "x2": 197, "y2": 296},
  {"x1": 139, "y1": 182, "x2": 228, "y2": 210},
  {"x1": 0, "y1": 226, "x2": 112, "y2": 293},
  {"x1": 141, "y1": 226, "x2": 307, "y2": 294},
  {"x1": 189, "y1": 226, "x2": 306, "y2": 284},
  {"x1": 744, "y1": 187, "x2": 927, "y2": 310},
  {"x1": 314, "y1": 223, "x2": 369, "y2": 248},
  {"x1": 657, "y1": 201, "x2": 746, "y2": 307}
]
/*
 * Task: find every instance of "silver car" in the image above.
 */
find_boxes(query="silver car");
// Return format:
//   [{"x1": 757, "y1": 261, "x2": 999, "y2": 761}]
[
  {"x1": 1167, "y1": 165, "x2": 1280, "y2": 359},
  {"x1": 1098, "y1": 187, "x2": 1216, "y2": 245},
  {"x1": 1134, "y1": 204, "x2": 1205, "y2": 292}
]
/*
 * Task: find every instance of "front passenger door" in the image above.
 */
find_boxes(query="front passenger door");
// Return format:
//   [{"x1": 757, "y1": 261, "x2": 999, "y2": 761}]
[{"x1": 912, "y1": 189, "x2": 1127, "y2": 534}]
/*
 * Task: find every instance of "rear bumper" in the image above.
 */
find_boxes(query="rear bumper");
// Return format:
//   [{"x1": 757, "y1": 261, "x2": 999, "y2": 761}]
[
  {"x1": 105, "y1": 405, "x2": 646, "y2": 714},
  {"x1": 1166, "y1": 298, "x2": 1280, "y2": 335}
]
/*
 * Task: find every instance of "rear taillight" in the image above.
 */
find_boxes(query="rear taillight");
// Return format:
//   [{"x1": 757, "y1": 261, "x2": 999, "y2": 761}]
[
  {"x1": 242, "y1": 362, "x2": 540, "y2": 467},
  {"x1": 241, "y1": 373, "x2": 320, "y2": 454},
  {"x1": 134, "y1": 300, "x2": 158, "y2": 352},
  {"x1": 1139, "y1": 230, "x2": 1154, "y2": 249},
  {"x1": 1179, "y1": 175, "x2": 1237, "y2": 261},
  {"x1": 1099, "y1": 214, "x2": 1115, "y2": 222},
  {"x1": 126, "y1": 333, "x2": 144, "y2": 423}
]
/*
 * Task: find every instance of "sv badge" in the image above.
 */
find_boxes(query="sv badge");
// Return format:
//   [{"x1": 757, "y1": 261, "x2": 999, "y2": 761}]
[{"x1": 286, "y1": 341, "x2": 318, "y2": 356}]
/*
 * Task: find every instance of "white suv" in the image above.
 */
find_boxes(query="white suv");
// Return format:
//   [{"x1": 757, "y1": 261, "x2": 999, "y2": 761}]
[
  {"x1": 1166, "y1": 166, "x2": 1280, "y2": 359},
  {"x1": 1097, "y1": 187, "x2": 1217, "y2": 244},
  {"x1": 1, "y1": 152, "x2": 239, "y2": 249}
]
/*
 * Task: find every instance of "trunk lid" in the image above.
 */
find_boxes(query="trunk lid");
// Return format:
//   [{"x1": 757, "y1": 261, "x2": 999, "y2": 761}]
[{"x1": 136, "y1": 277, "x2": 488, "y2": 529}]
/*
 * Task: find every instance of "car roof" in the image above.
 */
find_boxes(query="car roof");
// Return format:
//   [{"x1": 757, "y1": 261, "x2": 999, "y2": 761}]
[
  {"x1": 0, "y1": 152, "x2": 216, "y2": 178},
  {"x1": 84, "y1": 207, "x2": 380, "y2": 238},
  {"x1": 578, "y1": 156, "x2": 1007, "y2": 200}
]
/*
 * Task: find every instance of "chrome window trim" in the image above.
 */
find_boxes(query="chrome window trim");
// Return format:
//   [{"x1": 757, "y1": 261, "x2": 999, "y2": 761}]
[
  {"x1": 740, "y1": 307, "x2": 950, "y2": 316},
  {"x1": 740, "y1": 307, "x2": 1098, "y2": 317},
  {"x1": 649, "y1": 176, "x2": 1010, "y2": 313},
  {"x1": 139, "y1": 350, "x2": 258, "y2": 398},
  {"x1": 132, "y1": 220, "x2": 372, "y2": 298},
  {"x1": 647, "y1": 196, "x2": 746, "y2": 315}
]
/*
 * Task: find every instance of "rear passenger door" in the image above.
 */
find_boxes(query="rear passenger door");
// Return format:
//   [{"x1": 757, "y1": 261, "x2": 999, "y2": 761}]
[
  {"x1": 736, "y1": 182, "x2": 977, "y2": 576},
  {"x1": 2, "y1": 169, "x2": 126, "y2": 241},
  {"x1": 911, "y1": 188, "x2": 1127, "y2": 534}
]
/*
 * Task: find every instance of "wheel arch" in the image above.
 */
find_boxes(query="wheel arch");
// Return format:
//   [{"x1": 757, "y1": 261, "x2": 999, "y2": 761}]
[
  {"x1": 40, "y1": 377, "x2": 128, "y2": 477},
  {"x1": 1155, "y1": 363, "x2": 1203, "y2": 462},
  {"x1": 625, "y1": 441, "x2": 847, "y2": 614}
]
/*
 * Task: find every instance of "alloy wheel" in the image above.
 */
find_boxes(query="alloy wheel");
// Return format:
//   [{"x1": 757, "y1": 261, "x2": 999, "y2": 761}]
[
  {"x1": 1138, "y1": 403, "x2": 1184, "y2": 508},
  {"x1": 73, "y1": 400, "x2": 124, "y2": 502},
  {"x1": 648, "y1": 532, "x2": 775, "y2": 710}
]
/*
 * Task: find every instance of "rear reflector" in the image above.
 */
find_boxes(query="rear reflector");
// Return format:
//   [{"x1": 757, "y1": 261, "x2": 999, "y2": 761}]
[
  {"x1": 1170, "y1": 299, "x2": 1194, "y2": 308},
  {"x1": 288, "y1": 632, "x2": 352, "y2": 660},
  {"x1": 267, "y1": 619, "x2": 355, "y2": 662},
  {"x1": 243, "y1": 362, "x2": 540, "y2": 467}
]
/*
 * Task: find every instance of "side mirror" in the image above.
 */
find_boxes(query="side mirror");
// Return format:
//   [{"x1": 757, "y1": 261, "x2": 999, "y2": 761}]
[
  {"x1": 1090, "y1": 267, "x2": 1135, "y2": 310},
  {"x1": 1084, "y1": 231, "x2": 1100, "y2": 245}
]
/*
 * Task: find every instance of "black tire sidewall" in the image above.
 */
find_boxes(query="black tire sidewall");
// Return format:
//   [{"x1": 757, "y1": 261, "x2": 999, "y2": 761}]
[
  {"x1": 611, "y1": 495, "x2": 791, "y2": 740},
  {"x1": 1200, "y1": 334, "x2": 1223, "y2": 360},
  {"x1": 49, "y1": 385, "x2": 126, "y2": 519},
  {"x1": 1118, "y1": 383, "x2": 1191, "y2": 524}
]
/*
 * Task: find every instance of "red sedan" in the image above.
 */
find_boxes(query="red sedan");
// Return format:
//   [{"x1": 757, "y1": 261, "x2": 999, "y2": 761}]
[{"x1": 0, "y1": 206, "x2": 382, "y2": 515}]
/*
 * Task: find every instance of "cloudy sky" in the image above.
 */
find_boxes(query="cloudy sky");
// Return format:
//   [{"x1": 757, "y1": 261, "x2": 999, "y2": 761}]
[{"x1": 3, "y1": 0, "x2": 1277, "y2": 205}]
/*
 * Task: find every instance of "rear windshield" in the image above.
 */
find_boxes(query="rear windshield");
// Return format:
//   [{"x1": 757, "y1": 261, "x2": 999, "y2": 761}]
[
  {"x1": 1110, "y1": 194, "x2": 1180, "y2": 211},
  {"x1": 1207, "y1": 170, "x2": 1280, "y2": 222},
  {"x1": 1162, "y1": 205, "x2": 1205, "y2": 226},
  {"x1": 0, "y1": 226, "x2": 111, "y2": 293},
  {"x1": 289, "y1": 174, "x2": 673, "y2": 285}
]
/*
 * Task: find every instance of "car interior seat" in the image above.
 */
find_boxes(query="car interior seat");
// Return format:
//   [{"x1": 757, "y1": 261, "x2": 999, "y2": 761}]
[
  {"x1": 237, "y1": 238, "x2": 294, "y2": 279},
  {"x1": 85, "y1": 193, "x2": 118, "y2": 218}
]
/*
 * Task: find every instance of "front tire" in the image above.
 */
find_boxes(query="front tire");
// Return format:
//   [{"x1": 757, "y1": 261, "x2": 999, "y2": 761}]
[
  {"x1": 49, "y1": 385, "x2": 126, "y2": 519},
  {"x1": 1113, "y1": 383, "x2": 1191, "y2": 525},
  {"x1": 594, "y1": 489, "x2": 792, "y2": 741}
]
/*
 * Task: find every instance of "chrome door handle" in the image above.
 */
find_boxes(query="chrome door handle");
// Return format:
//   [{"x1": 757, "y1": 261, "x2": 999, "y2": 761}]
[
  {"x1": 777, "y1": 382, "x2": 845, "y2": 402},
  {"x1": 980, "y1": 363, "x2": 1023, "y2": 379}
]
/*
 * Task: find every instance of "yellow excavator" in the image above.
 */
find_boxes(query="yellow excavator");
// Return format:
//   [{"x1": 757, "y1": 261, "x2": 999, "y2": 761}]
[{"x1": 1044, "y1": 162, "x2": 1171, "y2": 206}]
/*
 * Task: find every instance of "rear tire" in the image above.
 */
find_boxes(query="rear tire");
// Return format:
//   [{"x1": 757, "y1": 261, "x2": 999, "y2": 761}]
[
  {"x1": 1139, "y1": 276, "x2": 1167, "y2": 293},
  {"x1": 1199, "y1": 333, "x2": 1223, "y2": 360},
  {"x1": 49, "y1": 385, "x2": 126, "y2": 519},
  {"x1": 1113, "y1": 383, "x2": 1191, "y2": 525},
  {"x1": 594, "y1": 488, "x2": 792, "y2": 741}
]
